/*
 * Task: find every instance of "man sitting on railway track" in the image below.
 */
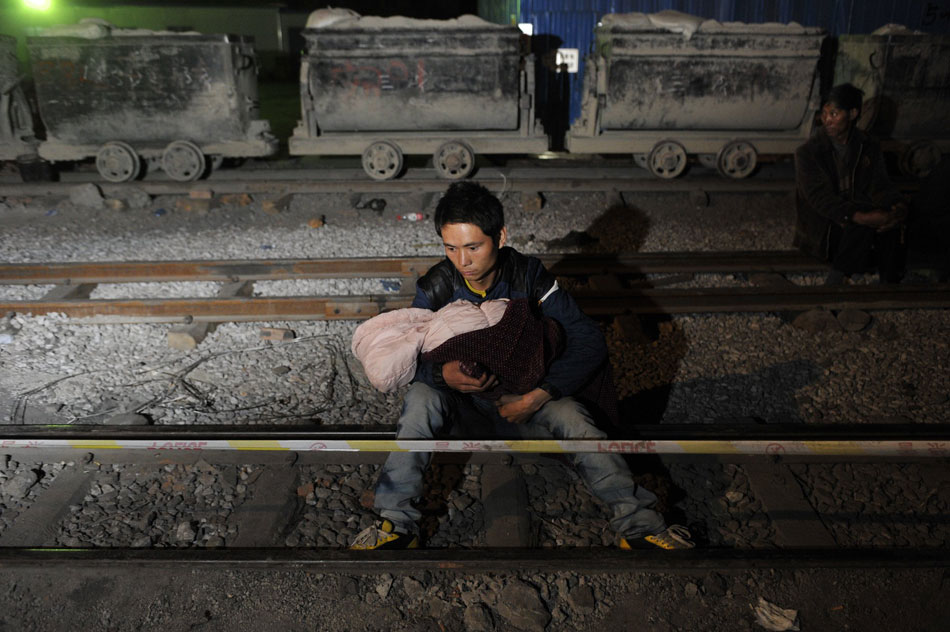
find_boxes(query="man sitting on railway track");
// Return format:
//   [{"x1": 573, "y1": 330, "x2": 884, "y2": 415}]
[
  {"x1": 349, "y1": 181, "x2": 694, "y2": 551},
  {"x1": 794, "y1": 83, "x2": 908, "y2": 284}
]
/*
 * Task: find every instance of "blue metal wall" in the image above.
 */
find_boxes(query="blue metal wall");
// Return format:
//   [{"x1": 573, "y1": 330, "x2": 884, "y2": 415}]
[{"x1": 477, "y1": 0, "x2": 950, "y2": 128}]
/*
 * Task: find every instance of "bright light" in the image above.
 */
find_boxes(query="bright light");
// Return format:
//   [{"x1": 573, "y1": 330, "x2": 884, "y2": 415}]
[{"x1": 23, "y1": 0, "x2": 53, "y2": 11}]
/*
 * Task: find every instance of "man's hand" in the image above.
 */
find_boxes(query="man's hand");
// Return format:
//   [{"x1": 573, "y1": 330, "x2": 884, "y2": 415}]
[
  {"x1": 442, "y1": 360, "x2": 497, "y2": 393},
  {"x1": 495, "y1": 388, "x2": 552, "y2": 424},
  {"x1": 852, "y1": 204, "x2": 907, "y2": 232},
  {"x1": 851, "y1": 209, "x2": 892, "y2": 228},
  {"x1": 877, "y1": 202, "x2": 908, "y2": 232}
]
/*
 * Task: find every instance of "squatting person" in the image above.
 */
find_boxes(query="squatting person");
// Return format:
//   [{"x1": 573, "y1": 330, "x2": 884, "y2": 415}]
[
  {"x1": 350, "y1": 181, "x2": 694, "y2": 551},
  {"x1": 794, "y1": 83, "x2": 908, "y2": 284}
]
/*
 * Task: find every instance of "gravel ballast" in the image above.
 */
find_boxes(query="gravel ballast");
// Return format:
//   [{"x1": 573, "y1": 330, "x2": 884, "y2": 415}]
[{"x1": 1, "y1": 183, "x2": 948, "y2": 630}]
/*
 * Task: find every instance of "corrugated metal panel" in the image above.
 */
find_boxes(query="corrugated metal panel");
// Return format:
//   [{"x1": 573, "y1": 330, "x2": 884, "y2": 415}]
[{"x1": 479, "y1": 0, "x2": 950, "y2": 125}]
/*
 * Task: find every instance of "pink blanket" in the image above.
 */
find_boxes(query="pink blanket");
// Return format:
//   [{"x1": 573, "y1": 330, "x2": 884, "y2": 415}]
[{"x1": 351, "y1": 299, "x2": 509, "y2": 392}]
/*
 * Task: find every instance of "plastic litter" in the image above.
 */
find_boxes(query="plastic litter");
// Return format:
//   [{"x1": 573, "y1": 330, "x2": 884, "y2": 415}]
[
  {"x1": 397, "y1": 213, "x2": 426, "y2": 221},
  {"x1": 153, "y1": 208, "x2": 167, "y2": 217},
  {"x1": 45, "y1": 208, "x2": 57, "y2": 216},
  {"x1": 753, "y1": 597, "x2": 800, "y2": 631}
]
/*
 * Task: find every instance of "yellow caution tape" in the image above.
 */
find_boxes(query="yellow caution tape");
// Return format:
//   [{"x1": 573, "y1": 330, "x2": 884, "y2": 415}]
[{"x1": 0, "y1": 438, "x2": 945, "y2": 457}]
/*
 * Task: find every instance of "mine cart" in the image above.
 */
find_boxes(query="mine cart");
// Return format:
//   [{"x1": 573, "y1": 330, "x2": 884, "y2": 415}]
[
  {"x1": 567, "y1": 12, "x2": 826, "y2": 179},
  {"x1": 0, "y1": 35, "x2": 37, "y2": 163},
  {"x1": 289, "y1": 10, "x2": 547, "y2": 180},
  {"x1": 836, "y1": 29, "x2": 950, "y2": 178},
  {"x1": 27, "y1": 21, "x2": 277, "y2": 182}
]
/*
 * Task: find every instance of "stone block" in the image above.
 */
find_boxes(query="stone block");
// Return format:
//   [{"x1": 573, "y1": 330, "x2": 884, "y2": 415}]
[
  {"x1": 522, "y1": 191, "x2": 544, "y2": 212},
  {"x1": 174, "y1": 198, "x2": 213, "y2": 213},
  {"x1": 262, "y1": 193, "x2": 294, "y2": 215},
  {"x1": 219, "y1": 193, "x2": 253, "y2": 206},
  {"x1": 260, "y1": 327, "x2": 295, "y2": 341}
]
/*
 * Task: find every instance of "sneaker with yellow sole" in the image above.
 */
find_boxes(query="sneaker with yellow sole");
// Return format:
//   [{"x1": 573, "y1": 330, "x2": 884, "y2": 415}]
[
  {"x1": 350, "y1": 519, "x2": 419, "y2": 550},
  {"x1": 620, "y1": 525, "x2": 695, "y2": 550}
]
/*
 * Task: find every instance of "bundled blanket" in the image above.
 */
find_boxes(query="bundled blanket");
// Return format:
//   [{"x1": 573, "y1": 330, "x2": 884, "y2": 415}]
[
  {"x1": 421, "y1": 298, "x2": 563, "y2": 400},
  {"x1": 352, "y1": 297, "x2": 619, "y2": 429},
  {"x1": 351, "y1": 298, "x2": 509, "y2": 392}
]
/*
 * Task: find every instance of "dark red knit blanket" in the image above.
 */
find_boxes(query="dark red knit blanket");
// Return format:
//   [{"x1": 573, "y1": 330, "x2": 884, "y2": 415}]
[{"x1": 420, "y1": 298, "x2": 619, "y2": 429}]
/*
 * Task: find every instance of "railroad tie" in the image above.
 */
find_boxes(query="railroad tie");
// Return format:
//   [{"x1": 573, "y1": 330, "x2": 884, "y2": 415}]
[
  {"x1": 0, "y1": 463, "x2": 95, "y2": 547},
  {"x1": 167, "y1": 280, "x2": 254, "y2": 350},
  {"x1": 743, "y1": 459, "x2": 837, "y2": 548},
  {"x1": 228, "y1": 457, "x2": 301, "y2": 548},
  {"x1": 42, "y1": 283, "x2": 97, "y2": 301},
  {"x1": 481, "y1": 460, "x2": 533, "y2": 547}
]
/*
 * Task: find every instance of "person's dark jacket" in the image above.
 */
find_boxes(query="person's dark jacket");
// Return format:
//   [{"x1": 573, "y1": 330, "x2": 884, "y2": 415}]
[
  {"x1": 411, "y1": 246, "x2": 607, "y2": 399},
  {"x1": 794, "y1": 127, "x2": 904, "y2": 260}
]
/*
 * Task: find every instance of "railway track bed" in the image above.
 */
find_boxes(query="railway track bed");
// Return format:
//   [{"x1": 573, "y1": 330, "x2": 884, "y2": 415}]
[
  {"x1": 2, "y1": 424, "x2": 948, "y2": 565},
  {"x1": 1, "y1": 177, "x2": 947, "y2": 630},
  {"x1": 1, "y1": 253, "x2": 947, "y2": 329},
  {"x1": 2, "y1": 422, "x2": 949, "y2": 629}
]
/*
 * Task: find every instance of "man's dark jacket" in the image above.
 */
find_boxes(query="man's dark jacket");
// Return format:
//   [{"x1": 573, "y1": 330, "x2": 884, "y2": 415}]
[
  {"x1": 794, "y1": 127, "x2": 903, "y2": 260},
  {"x1": 411, "y1": 246, "x2": 607, "y2": 400}
]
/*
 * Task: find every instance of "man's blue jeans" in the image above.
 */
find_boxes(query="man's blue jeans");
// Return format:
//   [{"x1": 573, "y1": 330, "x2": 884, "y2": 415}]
[{"x1": 374, "y1": 382, "x2": 667, "y2": 540}]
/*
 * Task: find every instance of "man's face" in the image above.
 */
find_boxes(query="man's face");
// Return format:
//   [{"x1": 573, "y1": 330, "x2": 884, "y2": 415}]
[
  {"x1": 440, "y1": 222, "x2": 507, "y2": 291},
  {"x1": 821, "y1": 102, "x2": 858, "y2": 142}
]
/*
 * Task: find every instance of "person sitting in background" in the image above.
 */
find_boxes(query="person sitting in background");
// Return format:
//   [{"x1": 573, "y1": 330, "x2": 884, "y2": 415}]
[{"x1": 794, "y1": 83, "x2": 908, "y2": 284}]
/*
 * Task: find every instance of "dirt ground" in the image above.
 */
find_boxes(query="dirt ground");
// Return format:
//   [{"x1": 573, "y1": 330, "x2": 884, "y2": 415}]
[{"x1": 1, "y1": 563, "x2": 949, "y2": 631}]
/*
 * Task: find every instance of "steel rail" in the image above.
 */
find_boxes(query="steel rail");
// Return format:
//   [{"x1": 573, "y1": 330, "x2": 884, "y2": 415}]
[
  {"x1": 1, "y1": 547, "x2": 948, "y2": 571},
  {"x1": 2, "y1": 424, "x2": 949, "y2": 457},
  {"x1": 0, "y1": 168, "x2": 797, "y2": 197},
  {"x1": 572, "y1": 283, "x2": 950, "y2": 315},
  {"x1": 5, "y1": 422, "x2": 947, "y2": 440},
  {"x1": 1, "y1": 284, "x2": 947, "y2": 322},
  {"x1": 0, "y1": 251, "x2": 826, "y2": 285}
]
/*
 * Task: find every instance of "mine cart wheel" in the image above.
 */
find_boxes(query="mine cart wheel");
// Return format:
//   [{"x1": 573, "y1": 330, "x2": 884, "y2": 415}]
[
  {"x1": 698, "y1": 154, "x2": 717, "y2": 169},
  {"x1": 95, "y1": 141, "x2": 141, "y2": 183},
  {"x1": 647, "y1": 140, "x2": 687, "y2": 179},
  {"x1": 716, "y1": 141, "x2": 758, "y2": 179},
  {"x1": 362, "y1": 141, "x2": 404, "y2": 180},
  {"x1": 162, "y1": 141, "x2": 207, "y2": 182},
  {"x1": 633, "y1": 153, "x2": 648, "y2": 170},
  {"x1": 433, "y1": 141, "x2": 475, "y2": 180},
  {"x1": 899, "y1": 141, "x2": 941, "y2": 179}
]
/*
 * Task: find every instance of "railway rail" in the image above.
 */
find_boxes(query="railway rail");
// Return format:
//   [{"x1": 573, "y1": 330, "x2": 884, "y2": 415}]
[
  {"x1": 3, "y1": 548, "x2": 948, "y2": 572},
  {"x1": 1, "y1": 252, "x2": 947, "y2": 324},
  {"x1": 0, "y1": 251, "x2": 827, "y2": 284},
  {"x1": 2, "y1": 423, "x2": 949, "y2": 458},
  {"x1": 1, "y1": 424, "x2": 948, "y2": 571},
  {"x1": 0, "y1": 165, "x2": 801, "y2": 197}
]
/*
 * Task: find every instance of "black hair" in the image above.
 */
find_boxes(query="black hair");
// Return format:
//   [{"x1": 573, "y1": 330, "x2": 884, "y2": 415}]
[
  {"x1": 824, "y1": 83, "x2": 864, "y2": 117},
  {"x1": 433, "y1": 181, "x2": 505, "y2": 243}
]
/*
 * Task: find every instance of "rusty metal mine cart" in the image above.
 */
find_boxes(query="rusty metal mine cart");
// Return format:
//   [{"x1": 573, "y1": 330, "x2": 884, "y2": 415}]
[
  {"x1": 567, "y1": 12, "x2": 826, "y2": 179},
  {"x1": 289, "y1": 12, "x2": 548, "y2": 180},
  {"x1": 0, "y1": 34, "x2": 37, "y2": 163},
  {"x1": 27, "y1": 21, "x2": 277, "y2": 182},
  {"x1": 835, "y1": 30, "x2": 950, "y2": 179}
]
